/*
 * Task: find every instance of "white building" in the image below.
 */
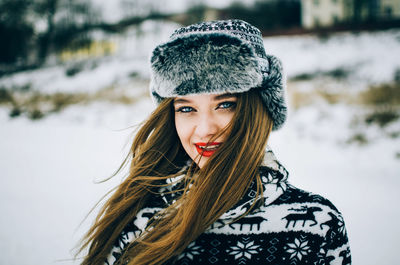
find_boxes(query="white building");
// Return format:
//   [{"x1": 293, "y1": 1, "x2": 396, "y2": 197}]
[
  {"x1": 301, "y1": 0, "x2": 400, "y2": 29},
  {"x1": 301, "y1": 0, "x2": 352, "y2": 29},
  {"x1": 379, "y1": 0, "x2": 400, "y2": 19}
]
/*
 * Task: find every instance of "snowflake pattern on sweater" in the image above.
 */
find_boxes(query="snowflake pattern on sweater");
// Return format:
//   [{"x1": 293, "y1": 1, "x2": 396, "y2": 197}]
[{"x1": 106, "y1": 149, "x2": 351, "y2": 265}]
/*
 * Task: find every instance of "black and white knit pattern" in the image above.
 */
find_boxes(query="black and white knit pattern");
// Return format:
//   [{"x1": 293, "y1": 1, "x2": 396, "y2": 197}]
[
  {"x1": 105, "y1": 149, "x2": 351, "y2": 265},
  {"x1": 149, "y1": 19, "x2": 287, "y2": 130},
  {"x1": 170, "y1": 20, "x2": 269, "y2": 71}
]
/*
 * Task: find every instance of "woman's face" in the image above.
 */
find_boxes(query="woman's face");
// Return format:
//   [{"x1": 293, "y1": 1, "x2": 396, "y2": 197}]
[{"x1": 174, "y1": 93, "x2": 237, "y2": 169}]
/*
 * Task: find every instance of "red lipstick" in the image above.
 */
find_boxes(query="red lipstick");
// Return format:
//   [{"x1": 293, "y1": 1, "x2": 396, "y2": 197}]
[{"x1": 195, "y1": 142, "x2": 222, "y2": 157}]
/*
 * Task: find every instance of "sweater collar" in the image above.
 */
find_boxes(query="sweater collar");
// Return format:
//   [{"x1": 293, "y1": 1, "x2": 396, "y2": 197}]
[
  {"x1": 219, "y1": 146, "x2": 288, "y2": 220},
  {"x1": 160, "y1": 147, "x2": 289, "y2": 219}
]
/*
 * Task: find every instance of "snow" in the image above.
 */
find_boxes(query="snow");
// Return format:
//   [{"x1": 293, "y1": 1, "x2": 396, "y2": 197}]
[
  {"x1": 1, "y1": 24, "x2": 400, "y2": 265},
  {"x1": 266, "y1": 29, "x2": 400, "y2": 85},
  {"x1": 0, "y1": 102, "x2": 150, "y2": 265}
]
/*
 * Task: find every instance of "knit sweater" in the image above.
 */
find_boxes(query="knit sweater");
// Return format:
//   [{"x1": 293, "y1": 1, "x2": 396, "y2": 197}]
[{"x1": 106, "y1": 149, "x2": 351, "y2": 265}]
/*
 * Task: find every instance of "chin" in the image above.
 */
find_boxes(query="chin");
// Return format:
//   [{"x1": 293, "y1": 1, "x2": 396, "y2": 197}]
[{"x1": 194, "y1": 156, "x2": 209, "y2": 169}]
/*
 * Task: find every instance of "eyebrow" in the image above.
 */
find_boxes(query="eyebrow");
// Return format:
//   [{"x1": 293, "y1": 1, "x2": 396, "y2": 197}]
[
  {"x1": 173, "y1": 94, "x2": 237, "y2": 105},
  {"x1": 214, "y1": 93, "x2": 237, "y2": 101},
  {"x1": 173, "y1": 98, "x2": 191, "y2": 104}
]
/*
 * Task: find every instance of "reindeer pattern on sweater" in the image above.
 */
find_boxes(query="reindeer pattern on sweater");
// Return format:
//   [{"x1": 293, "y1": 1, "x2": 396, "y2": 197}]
[{"x1": 106, "y1": 149, "x2": 351, "y2": 265}]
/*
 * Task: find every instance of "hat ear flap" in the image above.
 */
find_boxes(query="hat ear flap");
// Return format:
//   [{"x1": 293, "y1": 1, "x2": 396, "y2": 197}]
[
  {"x1": 257, "y1": 55, "x2": 287, "y2": 130},
  {"x1": 150, "y1": 90, "x2": 163, "y2": 104}
]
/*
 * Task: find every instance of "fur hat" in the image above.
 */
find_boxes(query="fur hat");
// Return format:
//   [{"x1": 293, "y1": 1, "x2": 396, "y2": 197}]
[{"x1": 149, "y1": 19, "x2": 287, "y2": 130}]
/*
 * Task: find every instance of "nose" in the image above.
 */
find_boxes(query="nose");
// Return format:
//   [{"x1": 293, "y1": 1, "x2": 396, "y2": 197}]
[{"x1": 194, "y1": 112, "x2": 220, "y2": 140}]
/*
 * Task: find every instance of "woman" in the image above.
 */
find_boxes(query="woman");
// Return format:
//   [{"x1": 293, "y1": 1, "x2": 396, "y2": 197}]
[{"x1": 79, "y1": 20, "x2": 351, "y2": 265}]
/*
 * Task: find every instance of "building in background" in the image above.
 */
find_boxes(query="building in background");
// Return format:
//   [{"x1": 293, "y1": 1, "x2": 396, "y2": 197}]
[
  {"x1": 379, "y1": 0, "x2": 400, "y2": 19},
  {"x1": 301, "y1": 0, "x2": 400, "y2": 29},
  {"x1": 301, "y1": 0, "x2": 351, "y2": 28}
]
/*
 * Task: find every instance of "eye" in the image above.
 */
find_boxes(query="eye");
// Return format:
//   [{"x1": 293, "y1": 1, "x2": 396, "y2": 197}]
[
  {"x1": 176, "y1": 106, "x2": 195, "y2": 113},
  {"x1": 217, "y1": 101, "x2": 237, "y2": 110}
]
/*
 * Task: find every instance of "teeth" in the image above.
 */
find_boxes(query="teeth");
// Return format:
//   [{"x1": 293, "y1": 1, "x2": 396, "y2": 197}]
[{"x1": 199, "y1": 144, "x2": 220, "y2": 150}]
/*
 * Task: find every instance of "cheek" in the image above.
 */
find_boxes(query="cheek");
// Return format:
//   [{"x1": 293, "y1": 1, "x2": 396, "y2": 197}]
[
  {"x1": 223, "y1": 114, "x2": 234, "y2": 127},
  {"x1": 218, "y1": 113, "x2": 235, "y2": 135},
  {"x1": 175, "y1": 117, "x2": 191, "y2": 145}
]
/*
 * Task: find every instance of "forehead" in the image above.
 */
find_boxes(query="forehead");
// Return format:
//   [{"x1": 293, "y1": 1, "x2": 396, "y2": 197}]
[{"x1": 173, "y1": 93, "x2": 237, "y2": 104}]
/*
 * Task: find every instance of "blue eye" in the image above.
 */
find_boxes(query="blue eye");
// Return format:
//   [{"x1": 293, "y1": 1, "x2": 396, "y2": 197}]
[
  {"x1": 217, "y1": 101, "x2": 236, "y2": 110},
  {"x1": 176, "y1": 106, "x2": 194, "y2": 113}
]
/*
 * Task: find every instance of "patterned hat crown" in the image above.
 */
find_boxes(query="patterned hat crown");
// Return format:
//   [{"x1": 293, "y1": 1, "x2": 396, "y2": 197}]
[{"x1": 170, "y1": 20, "x2": 270, "y2": 74}]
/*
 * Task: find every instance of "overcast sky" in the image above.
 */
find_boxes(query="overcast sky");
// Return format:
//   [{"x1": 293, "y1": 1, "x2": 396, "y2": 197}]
[{"x1": 91, "y1": 0, "x2": 256, "y2": 22}]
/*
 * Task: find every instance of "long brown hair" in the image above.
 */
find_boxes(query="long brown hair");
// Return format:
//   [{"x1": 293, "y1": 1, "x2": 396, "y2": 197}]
[{"x1": 78, "y1": 88, "x2": 273, "y2": 265}]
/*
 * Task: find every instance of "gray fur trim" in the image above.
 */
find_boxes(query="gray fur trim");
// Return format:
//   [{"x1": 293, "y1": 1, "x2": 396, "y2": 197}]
[
  {"x1": 150, "y1": 33, "x2": 263, "y2": 98},
  {"x1": 149, "y1": 20, "x2": 287, "y2": 130},
  {"x1": 258, "y1": 55, "x2": 287, "y2": 130}
]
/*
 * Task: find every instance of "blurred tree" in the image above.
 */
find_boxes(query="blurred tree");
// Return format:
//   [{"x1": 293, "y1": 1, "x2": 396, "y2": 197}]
[
  {"x1": 34, "y1": 0, "x2": 100, "y2": 63},
  {"x1": 34, "y1": 0, "x2": 58, "y2": 62},
  {"x1": 0, "y1": 0, "x2": 100, "y2": 68},
  {"x1": 188, "y1": 0, "x2": 205, "y2": 8},
  {"x1": 225, "y1": 0, "x2": 301, "y2": 32},
  {"x1": 0, "y1": 0, "x2": 34, "y2": 64},
  {"x1": 185, "y1": 4, "x2": 208, "y2": 25},
  {"x1": 224, "y1": 2, "x2": 253, "y2": 24},
  {"x1": 353, "y1": 0, "x2": 378, "y2": 23},
  {"x1": 121, "y1": 0, "x2": 162, "y2": 18}
]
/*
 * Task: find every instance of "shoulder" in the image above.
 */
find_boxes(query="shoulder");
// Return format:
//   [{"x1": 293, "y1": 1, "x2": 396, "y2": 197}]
[
  {"x1": 272, "y1": 184, "x2": 347, "y2": 234},
  {"x1": 274, "y1": 183, "x2": 341, "y2": 212},
  {"x1": 270, "y1": 183, "x2": 350, "y2": 248},
  {"x1": 273, "y1": 184, "x2": 352, "y2": 263}
]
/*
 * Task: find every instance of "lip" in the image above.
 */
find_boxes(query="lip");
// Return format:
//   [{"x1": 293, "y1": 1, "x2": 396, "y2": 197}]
[{"x1": 195, "y1": 142, "x2": 222, "y2": 157}]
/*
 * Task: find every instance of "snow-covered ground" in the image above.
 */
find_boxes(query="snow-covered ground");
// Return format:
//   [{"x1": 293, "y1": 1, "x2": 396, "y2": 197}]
[
  {"x1": 2, "y1": 23, "x2": 400, "y2": 94},
  {"x1": 1, "y1": 22, "x2": 399, "y2": 265}
]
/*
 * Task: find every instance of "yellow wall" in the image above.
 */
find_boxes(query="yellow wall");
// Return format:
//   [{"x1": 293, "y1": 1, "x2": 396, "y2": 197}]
[{"x1": 59, "y1": 41, "x2": 117, "y2": 62}]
